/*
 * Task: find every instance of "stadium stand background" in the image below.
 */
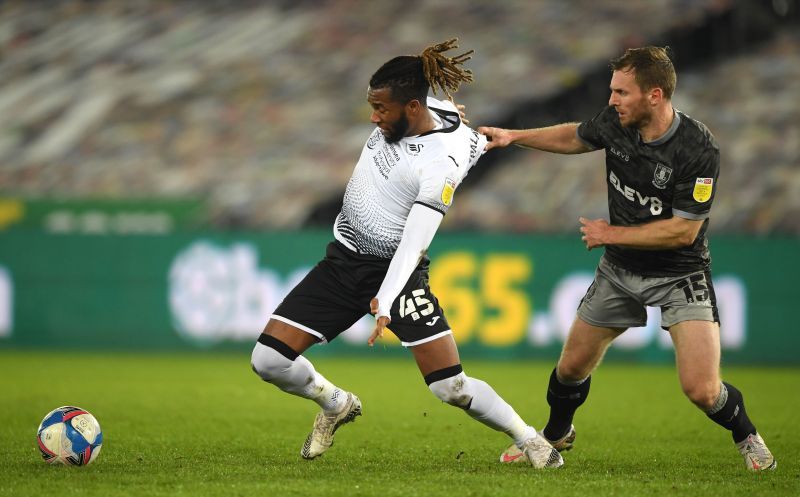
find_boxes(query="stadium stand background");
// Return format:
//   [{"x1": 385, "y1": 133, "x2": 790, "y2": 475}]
[{"x1": 0, "y1": 0, "x2": 797, "y2": 234}]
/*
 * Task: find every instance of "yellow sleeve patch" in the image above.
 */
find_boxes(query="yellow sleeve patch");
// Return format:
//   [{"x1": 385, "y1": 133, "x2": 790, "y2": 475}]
[
  {"x1": 693, "y1": 178, "x2": 713, "y2": 203},
  {"x1": 441, "y1": 178, "x2": 457, "y2": 206}
]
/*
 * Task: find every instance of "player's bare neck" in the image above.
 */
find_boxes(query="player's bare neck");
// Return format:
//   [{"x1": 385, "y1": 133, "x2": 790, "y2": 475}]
[
  {"x1": 640, "y1": 105, "x2": 675, "y2": 143},
  {"x1": 407, "y1": 111, "x2": 436, "y2": 138}
]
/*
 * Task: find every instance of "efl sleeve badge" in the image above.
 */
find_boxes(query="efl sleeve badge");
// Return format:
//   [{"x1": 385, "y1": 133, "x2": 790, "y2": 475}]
[
  {"x1": 693, "y1": 177, "x2": 713, "y2": 203},
  {"x1": 441, "y1": 178, "x2": 457, "y2": 206}
]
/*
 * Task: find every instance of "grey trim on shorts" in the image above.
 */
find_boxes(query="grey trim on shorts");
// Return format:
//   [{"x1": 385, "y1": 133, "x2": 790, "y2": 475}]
[{"x1": 577, "y1": 256, "x2": 718, "y2": 330}]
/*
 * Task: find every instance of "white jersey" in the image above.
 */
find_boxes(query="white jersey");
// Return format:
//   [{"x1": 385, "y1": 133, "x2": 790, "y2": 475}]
[{"x1": 334, "y1": 97, "x2": 486, "y2": 259}]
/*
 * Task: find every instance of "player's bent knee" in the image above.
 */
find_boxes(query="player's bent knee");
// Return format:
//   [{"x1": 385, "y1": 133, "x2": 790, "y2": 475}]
[
  {"x1": 682, "y1": 382, "x2": 719, "y2": 410},
  {"x1": 425, "y1": 366, "x2": 473, "y2": 408},
  {"x1": 251, "y1": 334, "x2": 299, "y2": 383},
  {"x1": 250, "y1": 344, "x2": 290, "y2": 383},
  {"x1": 429, "y1": 375, "x2": 473, "y2": 408},
  {"x1": 556, "y1": 361, "x2": 590, "y2": 383}
]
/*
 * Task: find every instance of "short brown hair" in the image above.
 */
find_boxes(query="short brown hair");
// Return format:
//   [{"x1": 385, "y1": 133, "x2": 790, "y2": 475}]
[{"x1": 610, "y1": 46, "x2": 676, "y2": 99}]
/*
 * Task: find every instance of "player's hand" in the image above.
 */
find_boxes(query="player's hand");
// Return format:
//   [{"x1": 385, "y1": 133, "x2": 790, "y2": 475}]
[
  {"x1": 477, "y1": 126, "x2": 511, "y2": 150},
  {"x1": 579, "y1": 217, "x2": 610, "y2": 250},
  {"x1": 368, "y1": 297, "x2": 391, "y2": 347},
  {"x1": 456, "y1": 104, "x2": 470, "y2": 124}
]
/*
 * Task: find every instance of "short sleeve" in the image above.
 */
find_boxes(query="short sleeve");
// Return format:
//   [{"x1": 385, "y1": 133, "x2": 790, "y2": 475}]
[
  {"x1": 577, "y1": 106, "x2": 615, "y2": 150},
  {"x1": 414, "y1": 157, "x2": 457, "y2": 216},
  {"x1": 672, "y1": 144, "x2": 720, "y2": 220}
]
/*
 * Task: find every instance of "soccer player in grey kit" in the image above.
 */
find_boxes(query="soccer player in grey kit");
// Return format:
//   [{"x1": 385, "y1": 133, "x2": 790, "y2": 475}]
[{"x1": 480, "y1": 46, "x2": 775, "y2": 471}]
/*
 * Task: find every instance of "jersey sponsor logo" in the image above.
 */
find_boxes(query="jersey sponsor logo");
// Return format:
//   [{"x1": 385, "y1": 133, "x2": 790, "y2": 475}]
[
  {"x1": 406, "y1": 142, "x2": 424, "y2": 156},
  {"x1": 693, "y1": 177, "x2": 713, "y2": 203},
  {"x1": 425, "y1": 316, "x2": 440, "y2": 326},
  {"x1": 387, "y1": 143, "x2": 401, "y2": 162},
  {"x1": 372, "y1": 154, "x2": 392, "y2": 179},
  {"x1": 441, "y1": 178, "x2": 457, "y2": 206},
  {"x1": 373, "y1": 144, "x2": 400, "y2": 179},
  {"x1": 609, "y1": 146, "x2": 630, "y2": 162},
  {"x1": 609, "y1": 171, "x2": 663, "y2": 215},
  {"x1": 366, "y1": 129, "x2": 382, "y2": 150},
  {"x1": 652, "y1": 163, "x2": 672, "y2": 189}
]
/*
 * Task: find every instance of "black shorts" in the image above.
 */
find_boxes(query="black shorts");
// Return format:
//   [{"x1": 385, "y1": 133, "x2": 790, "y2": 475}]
[{"x1": 271, "y1": 241, "x2": 451, "y2": 346}]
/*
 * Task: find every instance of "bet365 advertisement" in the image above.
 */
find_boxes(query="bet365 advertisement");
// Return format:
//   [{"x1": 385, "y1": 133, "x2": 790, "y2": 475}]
[{"x1": 0, "y1": 231, "x2": 797, "y2": 364}]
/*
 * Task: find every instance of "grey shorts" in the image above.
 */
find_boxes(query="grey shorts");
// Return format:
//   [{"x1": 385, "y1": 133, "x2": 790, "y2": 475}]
[{"x1": 577, "y1": 256, "x2": 720, "y2": 330}]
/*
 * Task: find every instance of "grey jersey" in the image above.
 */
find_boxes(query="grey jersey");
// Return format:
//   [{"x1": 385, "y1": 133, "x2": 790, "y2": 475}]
[
  {"x1": 334, "y1": 97, "x2": 486, "y2": 259},
  {"x1": 577, "y1": 106, "x2": 720, "y2": 276}
]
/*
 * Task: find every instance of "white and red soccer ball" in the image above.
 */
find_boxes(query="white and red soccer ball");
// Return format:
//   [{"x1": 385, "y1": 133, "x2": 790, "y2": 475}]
[{"x1": 37, "y1": 406, "x2": 103, "y2": 466}]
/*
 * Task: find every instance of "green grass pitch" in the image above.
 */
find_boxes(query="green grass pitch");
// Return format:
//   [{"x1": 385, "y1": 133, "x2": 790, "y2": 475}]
[{"x1": 0, "y1": 350, "x2": 797, "y2": 497}]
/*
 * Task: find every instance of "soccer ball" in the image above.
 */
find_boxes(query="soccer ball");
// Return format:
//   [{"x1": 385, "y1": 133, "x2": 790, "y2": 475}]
[{"x1": 36, "y1": 406, "x2": 103, "y2": 466}]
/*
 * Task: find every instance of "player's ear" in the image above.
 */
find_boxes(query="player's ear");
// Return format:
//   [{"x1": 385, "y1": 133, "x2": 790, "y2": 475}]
[
  {"x1": 649, "y1": 87, "x2": 663, "y2": 106},
  {"x1": 406, "y1": 99, "x2": 423, "y2": 116}
]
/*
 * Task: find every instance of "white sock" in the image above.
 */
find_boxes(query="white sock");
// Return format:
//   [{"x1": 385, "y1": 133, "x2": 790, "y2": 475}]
[
  {"x1": 465, "y1": 377, "x2": 538, "y2": 447},
  {"x1": 303, "y1": 361, "x2": 348, "y2": 413},
  {"x1": 251, "y1": 342, "x2": 347, "y2": 413}
]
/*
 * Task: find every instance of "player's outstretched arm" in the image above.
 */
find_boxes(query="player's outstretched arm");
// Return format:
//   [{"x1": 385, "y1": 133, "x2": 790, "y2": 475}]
[{"x1": 478, "y1": 123, "x2": 591, "y2": 154}]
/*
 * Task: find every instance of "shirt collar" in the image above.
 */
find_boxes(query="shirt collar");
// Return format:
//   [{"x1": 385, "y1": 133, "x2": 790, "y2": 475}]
[{"x1": 641, "y1": 110, "x2": 680, "y2": 146}]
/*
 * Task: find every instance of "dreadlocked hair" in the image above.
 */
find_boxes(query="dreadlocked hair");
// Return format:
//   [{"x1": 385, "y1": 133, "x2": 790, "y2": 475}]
[
  {"x1": 369, "y1": 38, "x2": 474, "y2": 105},
  {"x1": 420, "y1": 38, "x2": 474, "y2": 100}
]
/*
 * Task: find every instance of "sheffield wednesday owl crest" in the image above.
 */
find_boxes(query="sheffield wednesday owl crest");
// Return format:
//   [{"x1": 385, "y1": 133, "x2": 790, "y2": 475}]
[{"x1": 652, "y1": 163, "x2": 672, "y2": 189}]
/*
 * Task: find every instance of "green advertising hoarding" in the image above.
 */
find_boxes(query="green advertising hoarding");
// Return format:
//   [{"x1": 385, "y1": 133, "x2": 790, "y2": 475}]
[
  {"x1": 0, "y1": 231, "x2": 797, "y2": 364},
  {"x1": 0, "y1": 197, "x2": 205, "y2": 234}
]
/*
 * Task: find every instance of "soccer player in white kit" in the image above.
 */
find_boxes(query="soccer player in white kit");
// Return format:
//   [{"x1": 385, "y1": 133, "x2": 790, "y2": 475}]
[{"x1": 250, "y1": 39, "x2": 562, "y2": 468}]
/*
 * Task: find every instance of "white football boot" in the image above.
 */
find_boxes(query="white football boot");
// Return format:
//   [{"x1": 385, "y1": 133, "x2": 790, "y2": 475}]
[
  {"x1": 736, "y1": 433, "x2": 776, "y2": 471},
  {"x1": 500, "y1": 425, "x2": 575, "y2": 464},
  {"x1": 499, "y1": 434, "x2": 563, "y2": 468},
  {"x1": 301, "y1": 392, "x2": 362, "y2": 459}
]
